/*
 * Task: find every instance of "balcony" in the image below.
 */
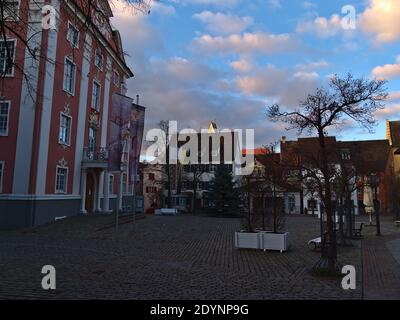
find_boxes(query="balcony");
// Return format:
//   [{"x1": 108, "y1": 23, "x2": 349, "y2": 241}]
[{"x1": 82, "y1": 147, "x2": 109, "y2": 169}]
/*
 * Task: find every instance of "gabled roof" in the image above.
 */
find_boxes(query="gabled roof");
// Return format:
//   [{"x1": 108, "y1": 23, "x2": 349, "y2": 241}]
[
  {"x1": 387, "y1": 120, "x2": 400, "y2": 147},
  {"x1": 338, "y1": 140, "x2": 390, "y2": 173},
  {"x1": 280, "y1": 137, "x2": 390, "y2": 174},
  {"x1": 99, "y1": 0, "x2": 114, "y2": 17}
]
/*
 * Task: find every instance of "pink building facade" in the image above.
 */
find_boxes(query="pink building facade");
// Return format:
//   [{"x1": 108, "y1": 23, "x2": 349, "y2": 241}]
[{"x1": 0, "y1": 0, "x2": 141, "y2": 229}]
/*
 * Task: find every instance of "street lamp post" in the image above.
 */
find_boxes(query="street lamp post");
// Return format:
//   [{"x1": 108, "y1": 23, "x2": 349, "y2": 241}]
[{"x1": 367, "y1": 174, "x2": 382, "y2": 236}]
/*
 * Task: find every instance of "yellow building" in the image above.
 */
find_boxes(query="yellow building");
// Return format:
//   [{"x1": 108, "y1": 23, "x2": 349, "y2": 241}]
[{"x1": 386, "y1": 120, "x2": 400, "y2": 177}]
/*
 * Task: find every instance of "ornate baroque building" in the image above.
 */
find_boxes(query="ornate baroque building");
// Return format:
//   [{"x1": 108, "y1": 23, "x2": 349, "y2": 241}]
[{"x1": 0, "y1": 0, "x2": 140, "y2": 229}]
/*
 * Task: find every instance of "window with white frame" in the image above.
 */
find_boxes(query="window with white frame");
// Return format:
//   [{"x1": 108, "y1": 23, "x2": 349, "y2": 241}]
[
  {"x1": 122, "y1": 173, "x2": 128, "y2": 194},
  {"x1": 59, "y1": 113, "x2": 71, "y2": 145},
  {"x1": 4, "y1": 1, "x2": 20, "y2": 21},
  {"x1": 0, "y1": 101, "x2": 10, "y2": 136},
  {"x1": 92, "y1": 81, "x2": 101, "y2": 110},
  {"x1": 113, "y1": 70, "x2": 120, "y2": 87},
  {"x1": 95, "y1": 49, "x2": 103, "y2": 69},
  {"x1": 0, "y1": 40, "x2": 15, "y2": 76},
  {"x1": 55, "y1": 166, "x2": 68, "y2": 194},
  {"x1": 67, "y1": 22, "x2": 79, "y2": 48},
  {"x1": 0, "y1": 161, "x2": 4, "y2": 193},
  {"x1": 109, "y1": 174, "x2": 114, "y2": 194},
  {"x1": 63, "y1": 58, "x2": 76, "y2": 95}
]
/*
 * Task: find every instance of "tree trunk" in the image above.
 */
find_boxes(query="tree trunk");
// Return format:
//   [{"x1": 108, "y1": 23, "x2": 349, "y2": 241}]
[
  {"x1": 313, "y1": 131, "x2": 340, "y2": 275},
  {"x1": 338, "y1": 196, "x2": 350, "y2": 246},
  {"x1": 346, "y1": 192, "x2": 353, "y2": 238},
  {"x1": 300, "y1": 187, "x2": 304, "y2": 215}
]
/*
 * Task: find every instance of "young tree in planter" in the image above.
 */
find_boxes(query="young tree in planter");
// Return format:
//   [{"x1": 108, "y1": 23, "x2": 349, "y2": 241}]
[
  {"x1": 208, "y1": 165, "x2": 239, "y2": 215},
  {"x1": 332, "y1": 163, "x2": 358, "y2": 245},
  {"x1": 158, "y1": 120, "x2": 173, "y2": 208},
  {"x1": 182, "y1": 164, "x2": 208, "y2": 214},
  {"x1": 239, "y1": 148, "x2": 286, "y2": 233},
  {"x1": 267, "y1": 73, "x2": 388, "y2": 275}
]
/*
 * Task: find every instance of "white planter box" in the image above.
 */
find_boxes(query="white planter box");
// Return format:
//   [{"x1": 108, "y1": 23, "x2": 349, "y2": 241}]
[
  {"x1": 234, "y1": 232, "x2": 262, "y2": 250},
  {"x1": 260, "y1": 232, "x2": 289, "y2": 252}
]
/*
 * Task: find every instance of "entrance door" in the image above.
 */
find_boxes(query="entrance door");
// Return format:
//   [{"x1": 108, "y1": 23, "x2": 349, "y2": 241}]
[{"x1": 86, "y1": 173, "x2": 94, "y2": 213}]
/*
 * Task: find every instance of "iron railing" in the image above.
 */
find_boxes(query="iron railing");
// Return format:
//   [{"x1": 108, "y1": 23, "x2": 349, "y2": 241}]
[{"x1": 83, "y1": 147, "x2": 109, "y2": 161}]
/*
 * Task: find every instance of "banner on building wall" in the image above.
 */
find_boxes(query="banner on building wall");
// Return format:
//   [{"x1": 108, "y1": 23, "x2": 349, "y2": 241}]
[
  {"x1": 108, "y1": 93, "x2": 133, "y2": 172},
  {"x1": 130, "y1": 104, "x2": 146, "y2": 183}
]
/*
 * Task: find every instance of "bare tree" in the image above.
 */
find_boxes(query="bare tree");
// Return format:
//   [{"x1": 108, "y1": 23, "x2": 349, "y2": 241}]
[
  {"x1": 239, "y1": 146, "x2": 286, "y2": 233},
  {"x1": 268, "y1": 73, "x2": 388, "y2": 275},
  {"x1": 182, "y1": 164, "x2": 208, "y2": 214},
  {"x1": 332, "y1": 160, "x2": 358, "y2": 245}
]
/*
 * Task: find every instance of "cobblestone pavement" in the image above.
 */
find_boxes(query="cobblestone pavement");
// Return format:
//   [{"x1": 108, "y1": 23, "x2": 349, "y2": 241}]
[{"x1": 0, "y1": 214, "x2": 399, "y2": 300}]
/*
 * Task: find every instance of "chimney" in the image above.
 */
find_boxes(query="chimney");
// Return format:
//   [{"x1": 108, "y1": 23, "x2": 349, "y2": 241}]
[
  {"x1": 136, "y1": 95, "x2": 140, "y2": 105},
  {"x1": 281, "y1": 136, "x2": 286, "y2": 144}
]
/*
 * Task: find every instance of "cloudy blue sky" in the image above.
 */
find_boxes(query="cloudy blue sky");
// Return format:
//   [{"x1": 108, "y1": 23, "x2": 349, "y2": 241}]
[{"x1": 111, "y1": 0, "x2": 400, "y2": 146}]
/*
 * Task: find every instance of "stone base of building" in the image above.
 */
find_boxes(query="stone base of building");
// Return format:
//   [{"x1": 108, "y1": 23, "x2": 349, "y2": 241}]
[{"x1": 0, "y1": 195, "x2": 144, "y2": 230}]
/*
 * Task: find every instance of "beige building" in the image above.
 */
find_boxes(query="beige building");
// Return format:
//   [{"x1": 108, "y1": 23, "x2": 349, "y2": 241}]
[{"x1": 386, "y1": 120, "x2": 400, "y2": 176}]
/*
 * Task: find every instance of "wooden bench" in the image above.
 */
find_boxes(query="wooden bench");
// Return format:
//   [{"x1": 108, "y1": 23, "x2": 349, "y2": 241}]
[
  {"x1": 353, "y1": 223, "x2": 364, "y2": 238},
  {"x1": 160, "y1": 208, "x2": 178, "y2": 216}
]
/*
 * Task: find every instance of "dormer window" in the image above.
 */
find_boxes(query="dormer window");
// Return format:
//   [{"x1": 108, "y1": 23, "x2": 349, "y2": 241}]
[{"x1": 341, "y1": 149, "x2": 351, "y2": 161}]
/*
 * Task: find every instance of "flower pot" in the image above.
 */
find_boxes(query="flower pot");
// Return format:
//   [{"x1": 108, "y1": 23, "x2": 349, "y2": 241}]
[
  {"x1": 234, "y1": 232, "x2": 262, "y2": 250},
  {"x1": 260, "y1": 232, "x2": 289, "y2": 252}
]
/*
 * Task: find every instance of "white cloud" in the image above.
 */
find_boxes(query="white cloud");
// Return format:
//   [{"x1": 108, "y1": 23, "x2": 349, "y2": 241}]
[
  {"x1": 192, "y1": 32, "x2": 297, "y2": 55},
  {"x1": 193, "y1": 11, "x2": 253, "y2": 34},
  {"x1": 152, "y1": 2, "x2": 176, "y2": 15},
  {"x1": 372, "y1": 55, "x2": 400, "y2": 80},
  {"x1": 302, "y1": 1, "x2": 316, "y2": 10},
  {"x1": 232, "y1": 64, "x2": 322, "y2": 107},
  {"x1": 230, "y1": 59, "x2": 252, "y2": 72},
  {"x1": 268, "y1": 0, "x2": 282, "y2": 9},
  {"x1": 295, "y1": 60, "x2": 329, "y2": 72},
  {"x1": 376, "y1": 103, "x2": 400, "y2": 119},
  {"x1": 175, "y1": 0, "x2": 241, "y2": 8},
  {"x1": 360, "y1": 0, "x2": 400, "y2": 44},
  {"x1": 388, "y1": 91, "x2": 400, "y2": 102},
  {"x1": 296, "y1": 14, "x2": 342, "y2": 38}
]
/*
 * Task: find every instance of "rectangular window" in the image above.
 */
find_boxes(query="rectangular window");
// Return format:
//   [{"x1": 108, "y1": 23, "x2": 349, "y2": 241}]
[
  {"x1": 95, "y1": 49, "x2": 103, "y2": 69},
  {"x1": 341, "y1": 149, "x2": 351, "y2": 160},
  {"x1": 4, "y1": 1, "x2": 19, "y2": 21},
  {"x1": 122, "y1": 173, "x2": 127, "y2": 194},
  {"x1": 59, "y1": 114, "x2": 71, "y2": 145},
  {"x1": 63, "y1": 58, "x2": 76, "y2": 95},
  {"x1": 67, "y1": 22, "x2": 79, "y2": 48},
  {"x1": 88, "y1": 127, "x2": 97, "y2": 152},
  {"x1": 109, "y1": 174, "x2": 114, "y2": 194},
  {"x1": 55, "y1": 167, "x2": 68, "y2": 194},
  {"x1": 0, "y1": 101, "x2": 10, "y2": 136},
  {"x1": 0, "y1": 161, "x2": 4, "y2": 193},
  {"x1": 0, "y1": 40, "x2": 15, "y2": 76},
  {"x1": 113, "y1": 70, "x2": 120, "y2": 87},
  {"x1": 92, "y1": 81, "x2": 101, "y2": 110}
]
